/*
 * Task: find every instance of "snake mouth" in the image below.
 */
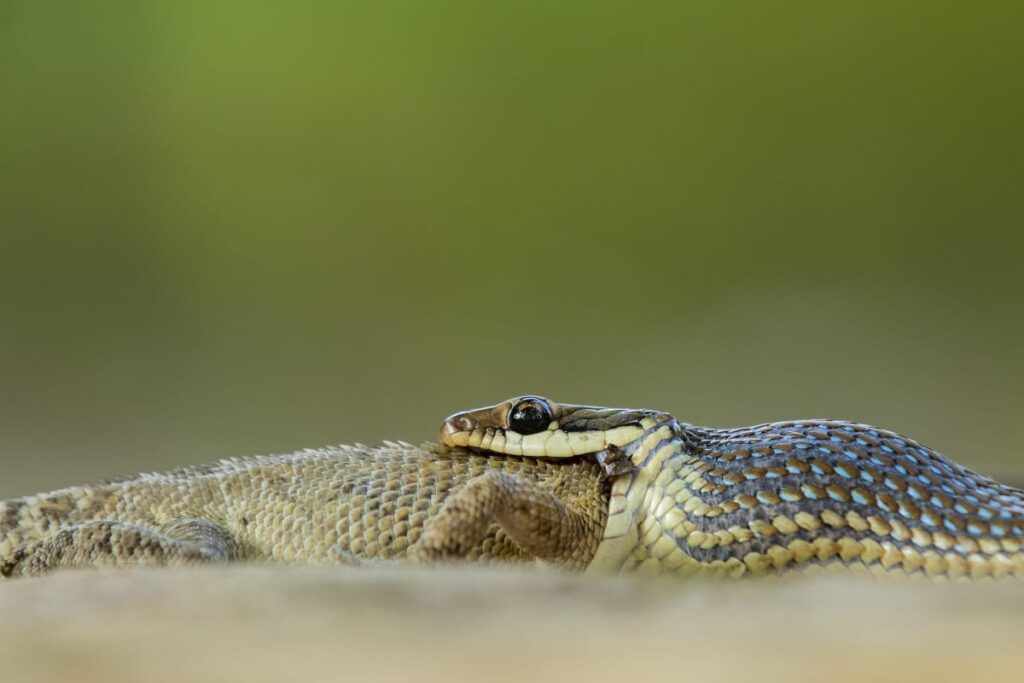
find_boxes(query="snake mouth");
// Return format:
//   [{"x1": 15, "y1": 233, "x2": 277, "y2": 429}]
[{"x1": 439, "y1": 420, "x2": 647, "y2": 459}]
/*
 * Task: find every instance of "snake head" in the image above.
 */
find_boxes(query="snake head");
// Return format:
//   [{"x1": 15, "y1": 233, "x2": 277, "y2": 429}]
[{"x1": 440, "y1": 395, "x2": 667, "y2": 458}]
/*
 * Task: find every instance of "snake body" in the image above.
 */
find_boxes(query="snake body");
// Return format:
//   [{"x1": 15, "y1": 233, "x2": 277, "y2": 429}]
[{"x1": 442, "y1": 397, "x2": 1024, "y2": 579}]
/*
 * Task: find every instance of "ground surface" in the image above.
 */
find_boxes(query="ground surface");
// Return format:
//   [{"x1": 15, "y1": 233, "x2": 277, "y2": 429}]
[{"x1": 2, "y1": 565, "x2": 1022, "y2": 683}]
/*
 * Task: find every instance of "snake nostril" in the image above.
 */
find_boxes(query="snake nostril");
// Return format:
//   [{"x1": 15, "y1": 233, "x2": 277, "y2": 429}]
[{"x1": 448, "y1": 417, "x2": 472, "y2": 432}]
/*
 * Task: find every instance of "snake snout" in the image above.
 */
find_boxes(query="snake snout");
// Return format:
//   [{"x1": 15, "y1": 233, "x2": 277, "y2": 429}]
[{"x1": 440, "y1": 415, "x2": 474, "y2": 446}]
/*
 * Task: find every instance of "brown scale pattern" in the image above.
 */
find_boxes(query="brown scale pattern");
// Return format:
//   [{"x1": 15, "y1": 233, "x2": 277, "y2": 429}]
[{"x1": 0, "y1": 443, "x2": 608, "y2": 576}]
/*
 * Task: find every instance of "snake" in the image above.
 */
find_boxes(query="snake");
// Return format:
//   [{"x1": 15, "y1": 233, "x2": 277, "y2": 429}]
[{"x1": 441, "y1": 395, "x2": 1024, "y2": 579}]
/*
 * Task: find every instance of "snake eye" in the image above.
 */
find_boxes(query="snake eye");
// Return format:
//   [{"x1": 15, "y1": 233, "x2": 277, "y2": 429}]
[{"x1": 508, "y1": 399, "x2": 552, "y2": 435}]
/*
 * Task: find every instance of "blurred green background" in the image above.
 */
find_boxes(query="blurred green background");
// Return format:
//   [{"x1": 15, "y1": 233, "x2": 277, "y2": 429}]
[{"x1": 1, "y1": 1, "x2": 1022, "y2": 497}]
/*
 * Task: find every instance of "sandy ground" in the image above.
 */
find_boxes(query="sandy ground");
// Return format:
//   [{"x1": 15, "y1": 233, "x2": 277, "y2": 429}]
[{"x1": 1, "y1": 565, "x2": 1022, "y2": 683}]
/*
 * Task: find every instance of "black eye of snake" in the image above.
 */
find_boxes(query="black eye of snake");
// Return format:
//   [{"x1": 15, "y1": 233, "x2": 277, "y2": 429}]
[{"x1": 509, "y1": 399, "x2": 551, "y2": 435}]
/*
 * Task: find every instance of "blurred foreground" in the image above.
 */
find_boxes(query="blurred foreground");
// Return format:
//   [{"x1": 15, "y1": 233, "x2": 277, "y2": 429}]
[{"x1": 1, "y1": 565, "x2": 1022, "y2": 683}]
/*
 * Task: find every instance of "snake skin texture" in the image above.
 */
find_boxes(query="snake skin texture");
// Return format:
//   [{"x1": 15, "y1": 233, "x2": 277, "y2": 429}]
[{"x1": 597, "y1": 417, "x2": 1024, "y2": 579}]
